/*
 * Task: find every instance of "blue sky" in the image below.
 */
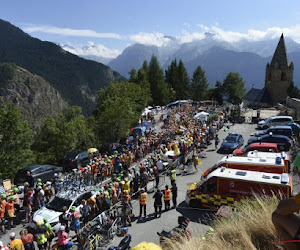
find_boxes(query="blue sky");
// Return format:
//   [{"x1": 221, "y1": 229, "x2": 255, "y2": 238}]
[{"x1": 2, "y1": 0, "x2": 300, "y2": 58}]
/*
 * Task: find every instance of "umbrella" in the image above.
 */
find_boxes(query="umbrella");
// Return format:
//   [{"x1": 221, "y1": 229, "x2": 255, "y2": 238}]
[
  {"x1": 131, "y1": 242, "x2": 162, "y2": 250},
  {"x1": 88, "y1": 148, "x2": 98, "y2": 154}
]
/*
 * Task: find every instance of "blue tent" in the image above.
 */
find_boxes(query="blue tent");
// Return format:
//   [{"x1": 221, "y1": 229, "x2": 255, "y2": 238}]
[{"x1": 166, "y1": 100, "x2": 179, "y2": 107}]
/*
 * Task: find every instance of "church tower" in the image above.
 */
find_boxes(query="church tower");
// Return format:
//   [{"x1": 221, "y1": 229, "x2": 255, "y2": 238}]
[{"x1": 265, "y1": 34, "x2": 294, "y2": 105}]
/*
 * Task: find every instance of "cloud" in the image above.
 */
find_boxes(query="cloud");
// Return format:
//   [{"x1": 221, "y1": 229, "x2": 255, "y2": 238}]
[
  {"x1": 23, "y1": 25, "x2": 121, "y2": 39},
  {"x1": 186, "y1": 24, "x2": 300, "y2": 43},
  {"x1": 62, "y1": 42, "x2": 121, "y2": 58},
  {"x1": 130, "y1": 32, "x2": 172, "y2": 47}
]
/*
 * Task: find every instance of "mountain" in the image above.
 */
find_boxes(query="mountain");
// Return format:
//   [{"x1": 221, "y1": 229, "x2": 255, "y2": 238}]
[
  {"x1": 0, "y1": 19, "x2": 126, "y2": 115},
  {"x1": 108, "y1": 44, "x2": 160, "y2": 76},
  {"x1": 61, "y1": 44, "x2": 115, "y2": 64},
  {"x1": 108, "y1": 33, "x2": 300, "y2": 89},
  {"x1": 0, "y1": 64, "x2": 68, "y2": 129},
  {"x1": 185, "y1": 47, "x2": 269, "y2": 89}
]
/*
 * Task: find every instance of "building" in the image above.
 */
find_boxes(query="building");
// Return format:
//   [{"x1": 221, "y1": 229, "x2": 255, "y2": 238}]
[{"x1": 243, "y1": 34, "x2": 294, "y2": 107}]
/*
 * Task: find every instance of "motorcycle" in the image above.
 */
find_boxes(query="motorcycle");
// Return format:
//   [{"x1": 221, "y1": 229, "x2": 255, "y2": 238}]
[
  {"x1": 157, "y1": 216, "x2": 191, "y2": 247},
  {"x1": 108, "y1": 234, "x2": 131, "y2": 250}
]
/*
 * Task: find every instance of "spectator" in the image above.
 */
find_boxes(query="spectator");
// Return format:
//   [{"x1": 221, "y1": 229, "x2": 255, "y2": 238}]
[
  {"x1": 171, "y1": 183, "x2": 178, "y2": 208},
  {"x1": 6, "y1": 196, "x2": 15, "y2": 230},
  {"x1": 139, "y1": 188, "x2": 147, "y2": 218},
  {"x1": 23, "y1": 191, "x2": 33, "y2": 224},
  {"x1": 12, "y1": 188, "x2": 20, "y2": 225},
  {"x1": 57, "y1": 226, "x2": 73, "y2": 250},
  {"x1": 25, "y1": 171, "x2": 34, "y2": 188},
  {"x1": 215, "y1": 134, "x2": 220, "y2": 150},
  {"x1": 20, "y1": 229, "x2": 34, "y2": 250},
  {"x1": 42, "y1": 218, "x2": 54, "y2": 250},
  {"x1": 34, "y1": 220, "x2": 47, "y2": 250},
  {"x1": 8, "y1": 232, "x2": 24, "y2": 250},
  {"x1": 272, "y1": 193, "x2": 300, "y2": 250},
  {"x1": 0, "y1": 241, "x2": 9, "y2": 250},
  {"x1": 59, "y1": 206, "x2": 70, "y2": 233},
  {"x1": 70, "y1": 206, "x2": 80, "y2": 241},
  {"x1": 163, "y1": 185, "x2": 171, "y2": 211},
  {"x1": 0, "y1": 199, "x2": 6, "y2": 234},
  {"x1": 153, "y1": 188, "x2": 163, "y2": 218}
]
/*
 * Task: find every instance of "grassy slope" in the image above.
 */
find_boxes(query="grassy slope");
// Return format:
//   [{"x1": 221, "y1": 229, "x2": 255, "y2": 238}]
[{"x1": 166, "y1": 196, "x2": 285, "y2": 250}]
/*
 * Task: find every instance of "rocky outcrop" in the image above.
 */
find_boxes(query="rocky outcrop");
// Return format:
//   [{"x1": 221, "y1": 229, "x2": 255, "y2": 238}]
[{"x1": 0, "y1": 66, "x2": 68, "y2": 130}]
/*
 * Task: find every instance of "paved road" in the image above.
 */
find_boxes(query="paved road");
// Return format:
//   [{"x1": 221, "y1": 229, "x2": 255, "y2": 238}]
[
  {"x1": 108, "y1": 123, "x2": 258, "y2": 248},
  {"x1": 2, "y1": 122, "x2": 297, "y2": 248}
]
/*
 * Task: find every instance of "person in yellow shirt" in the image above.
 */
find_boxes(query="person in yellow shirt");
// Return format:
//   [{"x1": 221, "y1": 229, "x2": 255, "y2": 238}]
[
  {"x1": 272, "y1": 193, "x2": 300, "y2": 250},
  {"x1": 8, "y1": 232, "x2": 24, "y2": 250}
]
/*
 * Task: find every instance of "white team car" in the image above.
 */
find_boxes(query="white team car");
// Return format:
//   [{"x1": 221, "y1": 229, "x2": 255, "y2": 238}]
[{"x1": 33, "y1": 187, "x2": 96, "y2": 232}]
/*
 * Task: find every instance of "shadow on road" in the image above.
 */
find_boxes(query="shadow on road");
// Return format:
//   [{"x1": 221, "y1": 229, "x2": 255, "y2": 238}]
[{"x1": 176, "y1": 201, "x2": 216, "y2": 226}]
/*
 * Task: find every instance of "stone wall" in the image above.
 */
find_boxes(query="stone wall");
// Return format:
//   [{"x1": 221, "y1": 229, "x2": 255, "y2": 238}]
[{"x1": 286, "y1": 97, "x2": 300, "y2": 120}]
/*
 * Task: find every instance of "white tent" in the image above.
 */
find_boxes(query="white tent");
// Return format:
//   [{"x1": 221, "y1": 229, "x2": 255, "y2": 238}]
[{"x1": 194, "y1": 111, "x2": 209, "y2": 120}]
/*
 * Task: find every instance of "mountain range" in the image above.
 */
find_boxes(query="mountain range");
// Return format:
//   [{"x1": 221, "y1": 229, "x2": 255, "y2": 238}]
[
  {"x1": 103, "y1": 33, "x2": 300, "y2": 90},
  {"x1": 0, "y1": 19, "x2": 125, "y2": 116}
]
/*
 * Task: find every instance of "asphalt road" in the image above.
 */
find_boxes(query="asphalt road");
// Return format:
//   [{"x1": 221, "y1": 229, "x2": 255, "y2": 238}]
[
  {"x1": 2, "y1": 122, "x2": 297, "y2": 248},
  {"x1": 108, "y1": 123, "x2": 258, "y2": 248}
]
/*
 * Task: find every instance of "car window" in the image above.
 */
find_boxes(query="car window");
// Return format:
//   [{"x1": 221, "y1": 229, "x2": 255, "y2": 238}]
[
  {"x1": 33, "y1": 166, "x2": 45, "y2": 174},
  {"x1": 44, "y1": 165, "x2": 54, "y2": 171},
  {"x1": 73, "y1": 195, "x2": 83, "y2": 207},
  {"x1": 225, "y1": 136, "x2": 237, "y2": 142}
]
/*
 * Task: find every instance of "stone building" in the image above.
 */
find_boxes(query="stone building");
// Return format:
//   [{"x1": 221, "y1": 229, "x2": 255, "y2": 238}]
[{"x1": 243, "y1": 34, "x2": 294, "y2": 107}]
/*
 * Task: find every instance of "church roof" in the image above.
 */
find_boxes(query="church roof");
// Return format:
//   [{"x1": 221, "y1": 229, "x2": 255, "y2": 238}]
[
  {"x1": 243, "y1": 87, "x2": 272, "y2": 105},
  {"x1": 270, "y1": 34, "x2": 289, "y2": 69},
  {"x1": 243, "y1": 87, "x2": 262, "y2": 102}
]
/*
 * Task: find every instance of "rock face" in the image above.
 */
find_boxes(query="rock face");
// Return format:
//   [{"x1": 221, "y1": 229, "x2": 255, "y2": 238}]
[{"x1": 0, "y1": 66, "x2": 68, "y2": 130}]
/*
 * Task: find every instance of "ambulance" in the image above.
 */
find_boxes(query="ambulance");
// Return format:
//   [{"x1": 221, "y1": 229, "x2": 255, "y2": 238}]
[
  {"x1": 246, "y1": 151, "x2": 291, "y2": 172},
  {"x1": 202, "y1": 154, "x2": 290, "y2": 177},
  {"x1": 186, "y1": 167, "x2": 292, "y2": 209}
]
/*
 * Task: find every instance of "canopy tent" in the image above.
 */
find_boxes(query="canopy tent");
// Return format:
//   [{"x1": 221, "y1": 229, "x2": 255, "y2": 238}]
[{"x1": 194, "y1": 111, "x2": 210, "y2": 120}]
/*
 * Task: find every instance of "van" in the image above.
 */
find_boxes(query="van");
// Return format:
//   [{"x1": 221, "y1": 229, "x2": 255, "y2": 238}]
[
  {"x1": 246, "y1": 151, "x2": 291, "y2": 172},
  {"x1": 131, "y1": 126, "x2": 146, "y2": 138},
  {"x1": 257, "y1": 116, "x2": 293, "y2": 129},
  {"x1": 254, "y1": 126, "x2": 294, "y2": 138},
  {"x1": 202, "y1": 154, "x2": 290, "y2": 177},
  {"x1": 233, "y1": 142, "x2": 278, "y2": 156},
  {"x1": 186, "y1": 168, "x2": 292, "y2": 209}
]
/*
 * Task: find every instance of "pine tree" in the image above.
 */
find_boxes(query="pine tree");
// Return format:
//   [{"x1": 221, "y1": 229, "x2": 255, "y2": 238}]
[
  {"x1": 190, "y1": 66, "x2": 209, "y2": 101},
  {"x1": 223, "y1": 72, "x2": 246, "y2": 104},
  {"x1": 177, "y1": 60, "x2": 190, "y2": 100}
]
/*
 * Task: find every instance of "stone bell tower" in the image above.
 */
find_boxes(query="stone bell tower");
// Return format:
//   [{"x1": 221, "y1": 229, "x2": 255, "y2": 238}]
[{"x1": 265, "y1": 34, "x2": 294, "y2": 105}]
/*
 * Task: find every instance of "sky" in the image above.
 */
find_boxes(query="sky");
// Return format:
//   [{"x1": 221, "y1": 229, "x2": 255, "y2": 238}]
[{"x1": 2, "y1": 0, "x2": 300, "y2": 59}]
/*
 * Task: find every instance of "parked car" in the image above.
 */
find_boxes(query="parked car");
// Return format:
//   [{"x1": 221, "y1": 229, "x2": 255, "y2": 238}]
[
  {"x1": 33, "y1": 188, "x2": 95, "y2": 232},
  {"x1": 247, "y1": 134, "x2": 292, "y2": 152},
  {"x1": 14, "y1": 164, "x2": 63, "y2": 185},
  {"x1": 61, "y1": 151, "x2": 90, "y2": 171},
  {"x1": 233, "y1": 142, "x2": 279, "y2": 156},
  {"x1": 257, "y1": 116, "x2": 293, "y2": 129},
  {"x1": 252, "y1": 126, "x2": 294, "y2": 138},
  {"x1": 219, "y1": 133, "x2": 244, "y2": 153}
]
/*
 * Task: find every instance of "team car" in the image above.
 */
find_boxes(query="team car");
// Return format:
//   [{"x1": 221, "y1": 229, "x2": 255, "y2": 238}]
[{"x1": 33, "y1": 187, "x2": 96, "y2": 232}]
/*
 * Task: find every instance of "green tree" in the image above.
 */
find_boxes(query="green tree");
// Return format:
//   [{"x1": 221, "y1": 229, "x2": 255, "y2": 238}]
[
  {"x1": 165, "y1": 59, "x2": 179, "y2": 98},
  {"x1": 148, "y1": 55, "x2": 170, "y2": 105},
  {"x1": 0, "y1": 103, "x2": 34, "y2": 179},
  {"x1": 95, "y1": 81, "x2": 147, "y2": 143},
  {"x1": 190, "y1": 66, "x2": 209, "y2": 101},
  {"x1": 207, "y1": 81, "x2": 224, "y2": 105},
  {"x1": 287, "y1": 81, "x2": 300, "y2": 98},
  {"x1": 176, "y1": 60, "x2": 190, "y2": 100},
  {"x1": 223, "y1": 72, "x2": 246, "y2": 104},
  {"x1": 128, "y1": 68, "x2": 138, "y2": 83},
  {"x1": 33, "y1": 106, "x2": 95, "y2": 164},
  {"x1": 0, "y1": 63, "x2": 16, "y2": 84}
]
